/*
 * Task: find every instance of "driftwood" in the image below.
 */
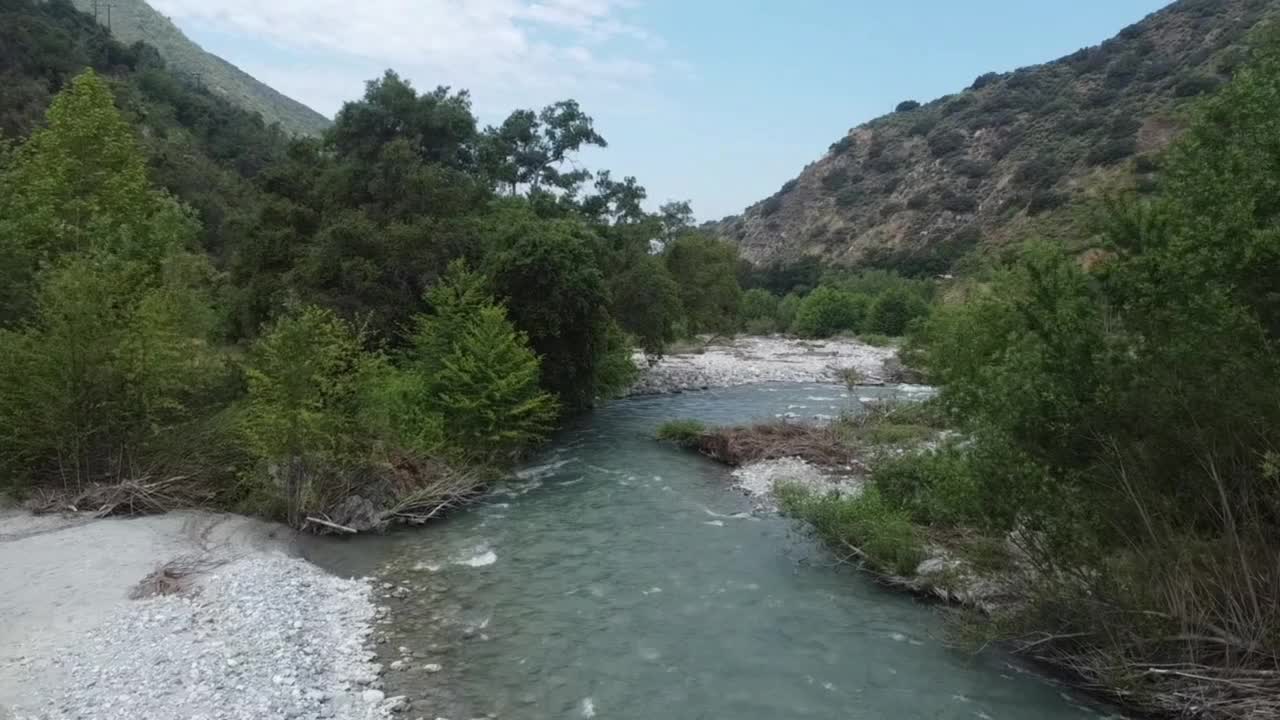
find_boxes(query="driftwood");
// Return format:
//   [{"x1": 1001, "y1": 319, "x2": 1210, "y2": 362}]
[{"x1": 304, "y1": 516, "x2": 358, "y2": 534}]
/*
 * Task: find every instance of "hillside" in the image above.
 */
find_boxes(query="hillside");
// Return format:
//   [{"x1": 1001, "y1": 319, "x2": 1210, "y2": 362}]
[
  {"x1": 717, "y1": 0, "x2": 1277, "y2": 273},
  {"x1": 68, "y1": 0, "x2": 330, "y2": 136}
]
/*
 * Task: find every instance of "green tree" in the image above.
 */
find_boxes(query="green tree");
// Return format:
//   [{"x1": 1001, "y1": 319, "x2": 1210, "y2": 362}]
[
  {"x1": 867, "y1": 287, "x2": 930, "y2": 336},
  {"x1": 0, "y1": 70, "x2": 163, "y2": 322},
  {"x1": 664, "y1": 233, "x2": 742, "y2": 335},
  {"x1": 793, "y1": 287, "x2": 869, "y2": 338},
  {"x1": 610, "y1": 253, "x2": 684, "y2": 356},
  {"x1": 483, "y1": 205, "x2": 624, "y2": 408},
  {"x1": 480, "y1": 100, "x2": 606, "y2": 196}
]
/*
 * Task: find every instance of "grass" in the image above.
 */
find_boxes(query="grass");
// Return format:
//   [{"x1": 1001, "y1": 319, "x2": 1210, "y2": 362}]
[
  {"x1": 777, "y1": 483, "x2": 925, "y2": 577},
  {"x1": 655, "y1": 419, "x2": 707, "y2": 448}
]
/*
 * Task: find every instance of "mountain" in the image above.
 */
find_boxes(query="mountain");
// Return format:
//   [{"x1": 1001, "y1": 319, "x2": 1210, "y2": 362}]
[
  {"x1": 68, "y1": 0, "x2": 330, "y2": 136},
  {"x1": 717, "y1": 0, "x2": 1277, "y2": 274}
]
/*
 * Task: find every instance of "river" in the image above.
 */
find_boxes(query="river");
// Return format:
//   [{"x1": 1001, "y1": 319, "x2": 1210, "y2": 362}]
[{"x1": 304, "y1": 383, "x2": 1115, "y2": 720}]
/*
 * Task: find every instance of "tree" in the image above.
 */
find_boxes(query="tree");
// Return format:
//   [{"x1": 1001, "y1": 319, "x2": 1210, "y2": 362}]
[
  {"x1": 868, "y1": 287, "x2": 929, "y2": 336},
  {"x1": 664, "y1": 233, "x2": 742, "y2": 335},
  {"x1": 895, "y1": 100, "x2": 922, "y2": 112},
  {"x1": 0, "y1": 70, "x2": 161, "y2": 321},
  {"x1": 330, "y1": 71, "x2": 478, "y2": 170},
  {"x1": 659, "y1": 200, "x2": 695, "y2": 241},
  {"x1": 406, "y1": 263, "x2": 558, "y2": 461},
  {"x1": 610, "y1": 253, "x2": 684, "y2": 356},
  {"x1": 483, "y1": 205, "x2": 622, "y2": 408},
  {"x1": 480, "y1": 99, "x2": 606, "y2": 196},
  {"x1": 793, "y1": 287, "x2": 868, "y2": 338}
]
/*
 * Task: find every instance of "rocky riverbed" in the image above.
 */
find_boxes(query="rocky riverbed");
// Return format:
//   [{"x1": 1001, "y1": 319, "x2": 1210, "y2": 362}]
[
  {"x1": 629, "y1": 335, "x2": 898, "y2": 395},
  {"x1": 0, "y1": 510, "x2": 395, "y2": 720}
]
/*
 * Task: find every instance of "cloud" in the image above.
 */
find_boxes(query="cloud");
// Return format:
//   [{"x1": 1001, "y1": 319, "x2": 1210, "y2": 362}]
[{"x1": 149, "y1": 0, "x2": 670, "y2": 118}]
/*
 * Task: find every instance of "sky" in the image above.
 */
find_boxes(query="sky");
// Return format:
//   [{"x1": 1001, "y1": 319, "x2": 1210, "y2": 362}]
[{"x1": 149, "y1": 0, "x2": 1170, "y2": 222}]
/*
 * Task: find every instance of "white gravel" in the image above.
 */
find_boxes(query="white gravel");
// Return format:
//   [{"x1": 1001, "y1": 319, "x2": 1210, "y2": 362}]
[
  {"x1": 730, "y1": 457, "x2": 863, "y2": 510},
  {"x1": 0, "y1": 512, "x2": 391, "y2": 720},
  {"x1": 629, "y1": 335, "x2": 896, "y2": 396}
]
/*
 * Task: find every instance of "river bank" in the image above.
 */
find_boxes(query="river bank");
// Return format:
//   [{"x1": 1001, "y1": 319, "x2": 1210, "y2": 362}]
[
  {"x1": 0, "y1": 509, "x2": 397, "y2": 720},
  {"x1": 629, "y1": 335, "x2": 898, "y2": 395}
]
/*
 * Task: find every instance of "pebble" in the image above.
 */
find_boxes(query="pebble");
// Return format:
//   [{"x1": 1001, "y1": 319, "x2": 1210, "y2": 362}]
[{"x1": 10, "y1": 556, "x2": 389, "y2": 720}]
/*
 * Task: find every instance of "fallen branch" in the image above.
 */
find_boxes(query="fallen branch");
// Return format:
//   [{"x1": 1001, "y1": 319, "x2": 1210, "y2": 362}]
[{"x1": 304, "y1": 516, "x2": 358, "y2": 534}]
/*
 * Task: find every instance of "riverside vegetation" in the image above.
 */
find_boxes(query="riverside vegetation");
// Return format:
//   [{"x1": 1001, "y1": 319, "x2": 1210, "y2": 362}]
[
  {"x1": 661, "y1": 25, "x2": 1280, "y2": 720},
  {"x1": 0, "y1": 0, "x2": 750, "y2": 531}
]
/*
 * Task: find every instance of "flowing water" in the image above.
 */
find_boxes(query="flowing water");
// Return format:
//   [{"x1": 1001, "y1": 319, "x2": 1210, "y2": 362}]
[{"x1": 304, "y1": 383, "x2": 1116, "y2": 720}]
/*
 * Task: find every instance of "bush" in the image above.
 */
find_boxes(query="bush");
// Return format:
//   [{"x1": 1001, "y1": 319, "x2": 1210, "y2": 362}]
[
  {"x1": 927, "y1": 129, "x2": 967, "y2": 157},
  {"x1": 871, "y1": 446, "x2": 983, "y2": 526},
  {"x1": 908, "y1": 115, "x2": 938, "y2": 137},
  {"x1": 793, "y1": 287, "x2": 869, "y2": 338},
  {"x1": 1086, "y1": 137, "x2": 1137, "y2": 165},
  {"x1": 971, "y1": 72, "x2": 1001, "y2": 90},
  {"x1": 868, "y1": 287, "x2": 929, "y2": 336},
  {"x1": 906, "y1": 191, "x2": 931, "y2": 210},
  {"x1": 940, "y1": 190, "x2": 977, "y2": 213},
  {"x1": 777, "y1": 484, "x2": 925, "y2": 576},
  {"x1": 1174, "y1": 73, "x2": 1222, "y2": 97},
  {"x1": 895, "y1": 100, "x2": 922, "y2": 112},
  {"x1": 952, "y1": 158, "x2": 993, "y2": 178},
  {"x1": 829, "y1": 135, "x2": 856, "y2": 155},
  {"x1": 777, "y1": 293, "x2": 803, "y2": 332},
  {"x1": 739, "y1": 288, "x2": 781, "y2": 329},
  {"x1": 821, "y1": 167, "x2": 850, "y2": 191},
  {"x1": 655, "y1": 419, "x2": 706, "y2": 448}
]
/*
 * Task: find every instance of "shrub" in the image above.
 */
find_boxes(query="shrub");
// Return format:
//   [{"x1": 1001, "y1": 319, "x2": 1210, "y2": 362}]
[
  {"x1": 655, "y1": 419, "x2": 707, "y2": 448},
  {"x1": 793, "y1": 287, "x2": 870, "y2": 338},
  {"x1": 777, "y1": 293, "x2": 803, "y2": 332},
  {"x1": 895, "y1": 100, "x2": 922, "y2": 112},
  {"x1": 952, "y1": 158, "x2": 992, "y2": 178},
  {"x1": 906, "y1": 191, "x2": 932, "y2": 210},
  {"x1": 908, "y1": 115, "x2": 938, "y2": 137},
  {"x1": 942, "y1": 95, "x2": 976, "y2": 116},
  {"x1": 927, "y1": 129, "x2": 967, "y2": 157},
  {"x1": 829, "y1": 135, "x2": 856, "y2": 155},
  {"x1": 971, "y1": 72, "x2": 1001, "y2": 90},
  {"x1": 835, "y1": 187, "x2": 860, "y2": 208},
  {"x1": 871, "y1": 446, "x2": 983, "y2": 526},
  {"x1": 760, "y1": 195, "x2": 783, "y2": 217},
  {"x1": 868, "y1": 287, "x2": 929, "y2": 336},
  {"x1": 739, "y1": 288, "x2": 780, "y2": 328},
  {"x1": 821, "y1": 167, "x2": 850, "y2": 191},
  {"x1": 1027, "y1": 189, "x2": 1066, "y2": 214},
  {"x1": 1086, "y1": 137, "x2": 1137, "y2": 165},
  {"x1": 940, "y1": 190, "x2": 977, "y2": 214},
  {"x1": 776, "y1": 484, "x2": 925, "y2": 576},
  {"x1": 1174, "y1": 74, "x2": 1223, "y2": 97}
]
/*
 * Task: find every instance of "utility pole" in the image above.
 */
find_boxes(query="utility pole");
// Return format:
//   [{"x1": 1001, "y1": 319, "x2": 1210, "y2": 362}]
[
  {"x1": 105, "y1": 2, "x2": 115, "y2": 32},
  {"x1": 93, "y1": 0, "x2": 99, "y2": 21}
]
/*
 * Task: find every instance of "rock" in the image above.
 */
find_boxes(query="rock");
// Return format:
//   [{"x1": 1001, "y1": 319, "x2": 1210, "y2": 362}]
[
  {"x1": 363, "y1": 688, "x2": 387, "y2": 704},
  {"x1": 422, "y1": 663, "x2": 443, "y2": 673},
  {"x1": 382, "y1": 695, "x2": 410, "y2": 713},
  {"x1": 390, "y1": 660, "x2": 406, "y2": 671}
]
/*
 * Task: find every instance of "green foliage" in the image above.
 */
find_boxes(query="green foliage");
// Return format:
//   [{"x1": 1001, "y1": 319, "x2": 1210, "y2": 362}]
[
  {"x1": 419, "y1": 304, "x2": 559, "y2": 462},
  {"x1": 483, "y1": 206, "x2": 621, "y2": 408},
  {"x1": 868, "y1": 287, "x2": 930, "y2": 336},
  {"x1": 610, "y1": 253, "x2": 684, "y2": 356},
  {"x1": 0, "y1": 70, "x2": 225, "y2": 489},
  {"x1": 871, "y1": 446, "x2": 984, "y2": 527},
  {"x1": 895, "y1": 100, "x2": 922, "y2": 112},
  {"x1": 664, "y1": 234, "x2": 743, "y2": 336},
  {"x1": 793, "y1": 287, "x2": 869, "y2": 338},
  {"x1": 777, "y1": 484, "x2": 925, "y2": 577},
  {"x1": 239, "y1": 306, "x2": 372, "y2": 466},
  {"x1": 655, "y1": 419, "x2": 707, "y2": 448},
  {"x1": 739, "y1": 288, "x2": 781, "y2": 330},
  {"x1": 777, "y1": 293, "x2": 803, "y2": 333}
]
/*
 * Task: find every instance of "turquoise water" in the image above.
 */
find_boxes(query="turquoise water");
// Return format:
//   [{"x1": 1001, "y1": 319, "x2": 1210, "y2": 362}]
[{"x1": 305, "y1": 384, "x2": 1114, "y2": 720}]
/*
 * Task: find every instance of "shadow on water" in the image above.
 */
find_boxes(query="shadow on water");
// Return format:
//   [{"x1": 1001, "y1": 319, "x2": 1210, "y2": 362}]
[{"x1": 302, "y1": 383, "x2": 1121, "y2": 720}]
